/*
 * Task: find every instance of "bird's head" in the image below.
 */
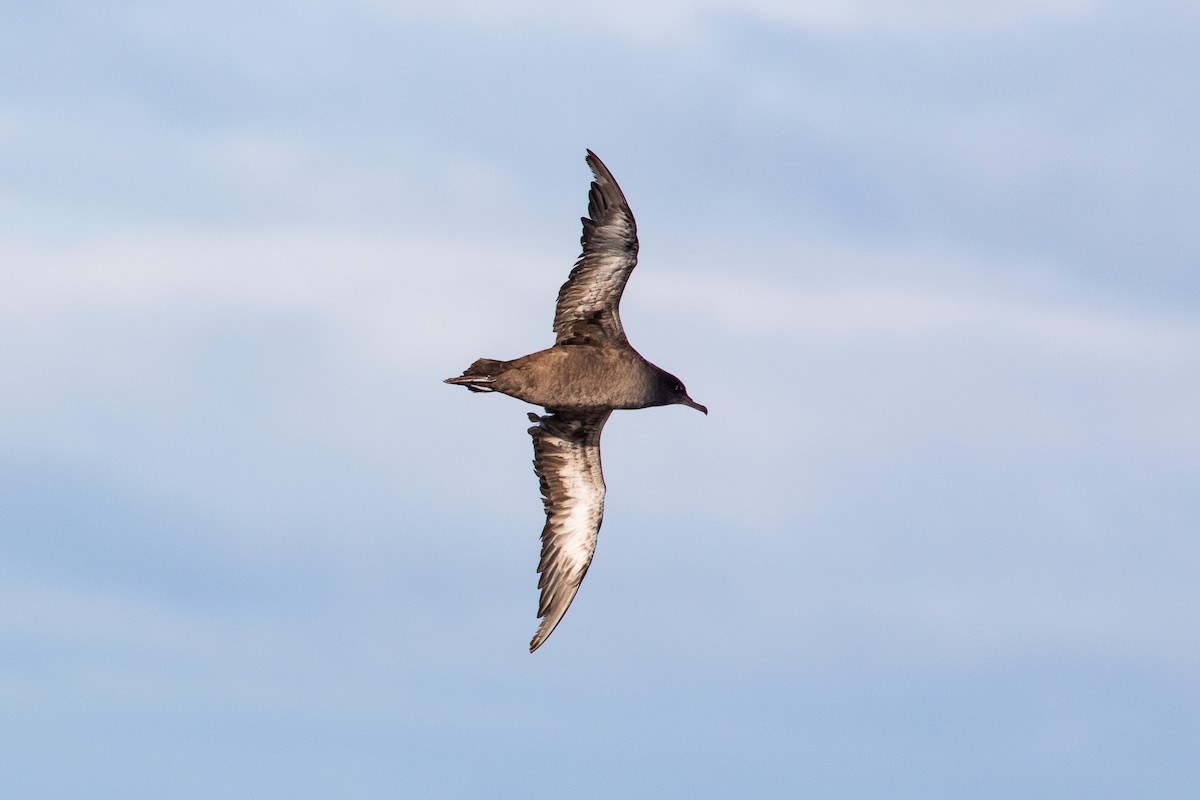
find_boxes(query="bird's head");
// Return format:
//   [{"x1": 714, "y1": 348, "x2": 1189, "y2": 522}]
[{"x1": 656, "y1": 371, "x2": 707, "y2": 415}]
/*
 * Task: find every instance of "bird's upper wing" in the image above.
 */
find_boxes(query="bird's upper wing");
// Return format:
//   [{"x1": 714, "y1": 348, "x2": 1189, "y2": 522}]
[
  {"x1": 552, "y1": 150, "x2": 639, "y2": 347},
  {"x1": 526, "y1": 409, "x2": 612, "y2": 652}
]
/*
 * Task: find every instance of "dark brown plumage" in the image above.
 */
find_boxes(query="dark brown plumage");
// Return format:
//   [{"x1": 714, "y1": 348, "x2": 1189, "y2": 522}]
[{"x1": 445, "y1": 150, "x2": 706, "y2": 652}]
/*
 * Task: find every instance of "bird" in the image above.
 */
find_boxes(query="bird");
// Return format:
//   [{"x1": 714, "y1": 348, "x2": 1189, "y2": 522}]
[{"x1": 445, "y1": 150, "x2": 707, "y2": 652}]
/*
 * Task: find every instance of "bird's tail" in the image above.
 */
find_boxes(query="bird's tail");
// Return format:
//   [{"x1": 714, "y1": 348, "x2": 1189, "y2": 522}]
[{"x1": 443, "y1": 358, "x2": 508, "y2": 393}]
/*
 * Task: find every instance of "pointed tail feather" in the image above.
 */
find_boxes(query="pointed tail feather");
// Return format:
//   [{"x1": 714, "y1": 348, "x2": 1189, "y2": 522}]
[
  {"x1": 443, "y1": 375, "x2": 495, "y2": 392},
  {"x1": 444, "y1": 358, "x2": 508, "y2": 393}
]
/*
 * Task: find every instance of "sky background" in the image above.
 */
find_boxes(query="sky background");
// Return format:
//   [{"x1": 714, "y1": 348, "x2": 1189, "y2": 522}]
[{"x1": 3, "y1": 0, "x2": 1199, "y2": 797}]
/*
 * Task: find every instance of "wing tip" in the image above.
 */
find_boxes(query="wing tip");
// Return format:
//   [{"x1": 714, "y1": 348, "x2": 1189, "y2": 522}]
[
  {"x1": 529, "y1": 607, "x2": 569, "y2": 653},
  {"x1": 583, "y1": 149, "x2": 613, "y2": 178},
  {"x1": 529, "y1": 617, "x2": 556, "y2": 652}
]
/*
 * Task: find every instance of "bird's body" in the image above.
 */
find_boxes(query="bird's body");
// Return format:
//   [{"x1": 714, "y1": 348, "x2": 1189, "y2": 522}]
[
  {"x1": 445, "y1": 150, "x2": 706, "y2": 651},
  {"x1": 453, "y1": 345, "x2": 686, "y2": 411}
]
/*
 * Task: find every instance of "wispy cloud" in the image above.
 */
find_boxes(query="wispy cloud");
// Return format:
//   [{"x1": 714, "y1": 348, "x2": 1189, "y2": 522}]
[
  {"x1": 357, "y1": 0, "x2": 1103, "y2": 38},
  {"x1": 644, "y1": 260, "x2": 1200, "y2": 365}
]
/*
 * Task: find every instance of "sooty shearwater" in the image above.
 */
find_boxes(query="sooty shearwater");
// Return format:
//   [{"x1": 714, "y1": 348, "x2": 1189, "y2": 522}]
[{"x1": 445, "y1": 150, "x2": 707, "y2": 652}]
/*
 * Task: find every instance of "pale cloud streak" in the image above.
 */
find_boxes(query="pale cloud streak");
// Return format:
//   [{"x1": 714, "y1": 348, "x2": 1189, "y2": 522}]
[
  {"x1": 646, "y1": 265, "x2": 1200, "y2": 365},
  {"x1": 359, "y1": 0, "x2": 1102, "y2": 38}
]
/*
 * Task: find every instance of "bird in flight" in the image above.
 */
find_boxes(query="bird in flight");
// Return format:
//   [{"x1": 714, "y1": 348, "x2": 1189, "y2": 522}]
[{"x1": 446, "y1": 150, "x2": 707, "y2": 652}]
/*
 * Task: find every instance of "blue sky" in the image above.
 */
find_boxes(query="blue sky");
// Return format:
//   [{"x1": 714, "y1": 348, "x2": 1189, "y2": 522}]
[{"x1": 2, "y1": 1, "x2": 1199, "y2": 797}]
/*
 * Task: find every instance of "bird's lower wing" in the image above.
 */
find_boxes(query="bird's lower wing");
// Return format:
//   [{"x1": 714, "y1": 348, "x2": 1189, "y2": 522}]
[{"x1": 526, "y1": 409, "x2": 612, "y2": 652}]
